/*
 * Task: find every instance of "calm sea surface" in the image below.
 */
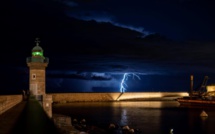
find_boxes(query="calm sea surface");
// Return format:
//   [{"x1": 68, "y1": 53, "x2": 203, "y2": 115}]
[{"x1": 52, "y1": 101, "x2": 215, "y2": 134}]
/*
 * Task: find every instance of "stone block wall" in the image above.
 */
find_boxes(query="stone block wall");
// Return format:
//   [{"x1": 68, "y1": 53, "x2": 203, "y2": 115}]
[
  {"x1": 118, "y1": 92, "x2": 189, "y2": 100},
  {"x1": 42, "y1": 94, "x2": 53, "y2": 118},
  {"x1": 50, "y1": 93, "x2": 121, "y2": 103},
  {"x1": 0, "y1": 95, "x2": 23, "y2": 115},
  {"x1": 49, "y1": 92, "x2": 188, "y2": 103}
]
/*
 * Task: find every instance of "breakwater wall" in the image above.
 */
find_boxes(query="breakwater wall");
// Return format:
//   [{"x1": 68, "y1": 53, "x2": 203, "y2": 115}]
[
  {"x1": 49, "y1": 92, "x2": 188, "y2": 103},
  {"x1": 0, "y1": 95, "x2": 23, "y2": 115}
]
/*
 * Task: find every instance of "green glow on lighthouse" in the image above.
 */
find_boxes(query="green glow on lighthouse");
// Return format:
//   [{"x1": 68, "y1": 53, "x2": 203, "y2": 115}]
[{"x1": 32, "y1": 51, "x2": 43, "y2": 56}]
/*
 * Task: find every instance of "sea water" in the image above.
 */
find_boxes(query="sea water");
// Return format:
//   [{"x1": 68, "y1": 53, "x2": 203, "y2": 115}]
[{"x1": 52, "y1": 101, "x2": 215, "y2": 134}]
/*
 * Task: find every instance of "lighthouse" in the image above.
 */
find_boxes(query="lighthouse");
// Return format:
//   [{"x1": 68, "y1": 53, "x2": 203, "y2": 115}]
[
  {"x1": 26, "y1": 38, "x2": 52, "y2": 118},
  {"x1": 26, "y1": 38, "x2": 49, "y2": 97}
]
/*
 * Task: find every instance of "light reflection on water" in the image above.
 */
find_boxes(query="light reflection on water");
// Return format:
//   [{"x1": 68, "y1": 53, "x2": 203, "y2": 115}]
[{"x1": 52, "y1": 101, "x2": 215, "y2": 134}]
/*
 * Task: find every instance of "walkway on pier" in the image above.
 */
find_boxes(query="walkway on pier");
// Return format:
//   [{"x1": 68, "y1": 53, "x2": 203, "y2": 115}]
[{"x1": 0, "y1": 97, "x2": 60, "y2": 134}]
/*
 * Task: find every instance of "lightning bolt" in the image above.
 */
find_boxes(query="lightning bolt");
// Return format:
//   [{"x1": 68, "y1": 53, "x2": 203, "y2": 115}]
[{"x1": 120, "y1": 73, "x2": 141, "y2": 92}]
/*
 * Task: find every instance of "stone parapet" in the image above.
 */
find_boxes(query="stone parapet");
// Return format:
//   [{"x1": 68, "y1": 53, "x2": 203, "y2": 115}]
[
  {"x1": 50, "y1": 93, "x2": 120, "y2": 103},
  {"x1": 49, "y1": 92, "x2": 188, "y2": 103},
  {"x1": 0, "y1": 95, "x2": 23, "y2": 115}
]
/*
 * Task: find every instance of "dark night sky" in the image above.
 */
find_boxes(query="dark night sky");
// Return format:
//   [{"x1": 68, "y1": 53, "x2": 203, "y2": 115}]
[{"x1": 1, "y1": 0, "x2": 215, "y2": 94}]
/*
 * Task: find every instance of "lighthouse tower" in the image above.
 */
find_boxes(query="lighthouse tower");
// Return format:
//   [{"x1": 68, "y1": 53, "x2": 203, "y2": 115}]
[
  {"x1": 26, "y1": 38, "x2": 49, "y2": 98},
  {"x1": 26, "y1": 38, "x2": 53, "y2": 118}
]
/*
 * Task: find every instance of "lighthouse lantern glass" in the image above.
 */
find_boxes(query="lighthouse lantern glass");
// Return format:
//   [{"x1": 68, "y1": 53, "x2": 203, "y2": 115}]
[{"x1": 32, "y1": 51, "x2": 43, "y2": 56}]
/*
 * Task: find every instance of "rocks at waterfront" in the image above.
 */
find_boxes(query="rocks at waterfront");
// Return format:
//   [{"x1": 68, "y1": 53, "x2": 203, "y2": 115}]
[{"x1": 52, "y1": 114, "x2": 142, "y2": 134}]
